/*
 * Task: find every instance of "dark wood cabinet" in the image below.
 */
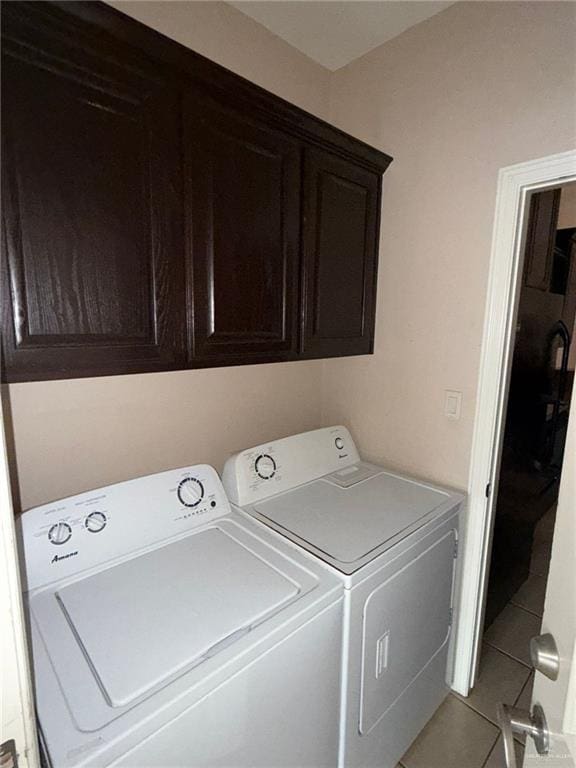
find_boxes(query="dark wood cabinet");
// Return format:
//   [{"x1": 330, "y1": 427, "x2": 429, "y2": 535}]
[
  {"x1": 302, "y1": 148, "x2": 380, "y2": 357},
  {"x1": 1, "y1": 2, "x2": 392, "y2": 382},
  {"x1": 186, "y1": 98, "x2": 300, "y2": 364},
  {"x1": 1, "y1": 3, "x2": 186, "y2": 380}
]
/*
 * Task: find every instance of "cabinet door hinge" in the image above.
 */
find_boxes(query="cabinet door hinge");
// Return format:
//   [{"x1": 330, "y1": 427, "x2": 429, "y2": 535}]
[
  {"x1": 485, "y1": 482, "x2": 491, "y2": 498},
  {"x1": 448, "y1": 607, "x2": 454, "y2": 627},
  {"x1": 453, "y1": 538, "x2": 459, "y2": 559}
]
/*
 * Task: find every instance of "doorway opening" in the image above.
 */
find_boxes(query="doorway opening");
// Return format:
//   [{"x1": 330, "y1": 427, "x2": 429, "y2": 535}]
[
  {"x1": 466, "y1": 180, "x2": 576, "y2": 761},
  {"x1": 484, "y1": 182, "x2": 575, "y2": 628},
  {"x1": 453, "y1": 153, "x2": 576, "y2": 704}
]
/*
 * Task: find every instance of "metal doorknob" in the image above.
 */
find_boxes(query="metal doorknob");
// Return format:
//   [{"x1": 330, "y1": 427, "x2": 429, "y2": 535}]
[
  {"x1": 497, "y1": 702, "x2": 549, "y2": 768},
  {"x1": 530, "y1": 633, "x2": 560, "y2": 680}
]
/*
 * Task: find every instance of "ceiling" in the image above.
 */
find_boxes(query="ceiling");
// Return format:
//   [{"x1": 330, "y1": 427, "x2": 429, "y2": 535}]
[{"x1": 229, "y1": 1, "x2": 455, "y2": 71}]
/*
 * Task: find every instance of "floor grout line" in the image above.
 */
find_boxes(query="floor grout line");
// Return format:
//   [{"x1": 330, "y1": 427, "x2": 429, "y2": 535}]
[
  {"x1": 478, "y1": 641, "x2": 533, "y2": 666},
  {"x1": 453, "y1": 690, "x2": 506, "y2": 730},
  {"x1": 455, "y1": 689, "x2": 524, "y2": 730},
  {"x1": 480, "y1": 733, "x2": 502, "y2": 768},
  {"x1": 501, "y1": 602, "x2": 542, "y2": 619},
  {"x1": 514, "y1": 672, "x2": 534, "y2": 702},
  {"x1": 482, "y1": 638, "x2": 533, "y2": 669},
  {"x1": 509, "y1": 599, "x2": 543, "y2": 619}
]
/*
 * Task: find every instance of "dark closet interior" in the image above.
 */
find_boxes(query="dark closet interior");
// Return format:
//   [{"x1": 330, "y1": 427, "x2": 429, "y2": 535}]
[{"x1": 485, "y1": 185, "x2": 576, "y2": 626}]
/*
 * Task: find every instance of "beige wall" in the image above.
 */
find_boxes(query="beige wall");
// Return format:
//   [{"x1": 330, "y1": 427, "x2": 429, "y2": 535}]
[
  {"x1": 6, "y1": 364, "x2": 323, "y2": 511},
  {"x1": 6, "y1": 1, "x2": 329, "y2": 512},
  {"x1": 109, "y1": 1, "x2": 330, "y2": 117},
  {"x1": 321, "y1": 1, "x2": 576, "y2": 489}
]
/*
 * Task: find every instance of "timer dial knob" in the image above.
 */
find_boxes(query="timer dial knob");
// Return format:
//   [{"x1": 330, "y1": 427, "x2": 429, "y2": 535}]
[
  {"x1": 255, "y1": 454, "x2": 276, "y2": 480},
  {"x1": 178, "y1": 477, "x2": 204, "y2": 508},
  {"x1": 85, "y1": 511, "x2": 107, "y2": 533},
  {"x1": 48, "y1": 521, "x2": 72, "y2": 546}
]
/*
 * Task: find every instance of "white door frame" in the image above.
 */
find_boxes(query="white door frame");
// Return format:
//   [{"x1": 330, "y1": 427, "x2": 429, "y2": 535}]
[
  {"x1": 452, "y1": 149, "x2": 576, "y2": 696},
  {"x1": 1, "y1": 393, "x2": 39, "y2": 768}
]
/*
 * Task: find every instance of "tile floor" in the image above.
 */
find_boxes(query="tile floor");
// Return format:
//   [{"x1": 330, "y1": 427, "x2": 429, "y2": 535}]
[{"x1": 396, "y1": 505, "x2": 555, "y2": 768}]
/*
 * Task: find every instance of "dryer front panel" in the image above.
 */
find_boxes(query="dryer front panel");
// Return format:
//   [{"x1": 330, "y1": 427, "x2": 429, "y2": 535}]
[{"x1": 359, "y1": 529, "x2": 456, "y2": 735}]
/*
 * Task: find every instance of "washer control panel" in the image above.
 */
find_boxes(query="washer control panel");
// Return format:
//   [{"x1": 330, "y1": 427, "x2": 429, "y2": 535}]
[
  {"x1": 222, "y1": 426, "x2": 361, "y2": 506},
  {"x1": 18, "y1": 464, "x2": 230, "y2": 591}
]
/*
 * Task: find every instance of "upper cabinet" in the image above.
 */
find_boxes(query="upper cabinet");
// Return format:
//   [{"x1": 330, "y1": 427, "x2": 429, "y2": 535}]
[
  {"x1": 186, "y1": 98, "x2": 301, "y2": 365},
  {"x1": 1, "y1": 2, "x2": 392, "y2": 382},
  {"x1": 301, "y1": 148, "x2": 380, "y2": 358},
  {"x1": 1, "y1": 2, "x2": 186, "y2": 381}
]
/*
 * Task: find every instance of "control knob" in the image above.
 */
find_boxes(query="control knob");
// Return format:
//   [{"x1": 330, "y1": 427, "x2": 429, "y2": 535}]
[
  {"x1": 255, "y1": 454, "x2": 276, "y2": 480},
  {"x1": 48, "y1": 521, "x2": 72, "y2": 546},
  {"x1": 178, "y1": 477, "x2": 204, "y2": 508},
  {"x1": 85, "y1": 511, "x2": 107, "y2": 533}
]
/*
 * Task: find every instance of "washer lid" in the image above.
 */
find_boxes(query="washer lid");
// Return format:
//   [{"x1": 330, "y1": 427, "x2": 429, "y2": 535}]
[
  {"x1": 55, "y1": 527, "x2": 298, "y2": 707},
  {"x1": 253, "y1": 471, "x2": 449, "y2": 564}
]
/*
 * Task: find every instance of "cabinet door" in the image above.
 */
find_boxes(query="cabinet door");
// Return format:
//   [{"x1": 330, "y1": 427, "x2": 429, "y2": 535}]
[
  {"x1": 302, "y1": 148, "x2": 380, "y2": 358},
  {"x1": 1, "y1": 6, "x2": 185, "y2": 381},
  {"x1": 186, "y1": 97, "x2": 300, "y2": 364}
]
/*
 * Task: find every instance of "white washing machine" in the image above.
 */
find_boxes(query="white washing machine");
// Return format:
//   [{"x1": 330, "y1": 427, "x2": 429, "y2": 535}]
[
  {"x1": 17, "y1": 464, "x2": 344, "y2": 768},
  {"x1": 222, "y1": 427, "x2": 465, "y2": 768}
]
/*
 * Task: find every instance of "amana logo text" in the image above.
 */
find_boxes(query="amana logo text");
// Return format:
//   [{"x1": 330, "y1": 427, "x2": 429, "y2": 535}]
[{"x1": 51, "y1": 551, "x2": 78, "y2": 564}]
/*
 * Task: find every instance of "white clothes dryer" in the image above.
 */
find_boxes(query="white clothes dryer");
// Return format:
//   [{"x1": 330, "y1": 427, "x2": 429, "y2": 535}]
[
  {"x1": 18, "y1": 464, "x2": 343, "y2": 768},
  {"x1": 222, "y1": 427, "x2": 465, "y2": 768}
]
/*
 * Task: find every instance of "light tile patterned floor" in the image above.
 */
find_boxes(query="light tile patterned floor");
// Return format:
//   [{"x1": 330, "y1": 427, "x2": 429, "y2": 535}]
[{"x1": 395, "y1": 506, "x2": 553, "y2": 768}]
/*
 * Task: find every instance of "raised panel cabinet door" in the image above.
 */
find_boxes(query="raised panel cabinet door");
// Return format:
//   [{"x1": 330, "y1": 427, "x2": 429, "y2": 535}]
[
  {"x1": 186, "y1": 96, "x2": 300, "y2": 364},
  {"x1": 1, "y1": 4, "x2": 186, "y2": 382},
  {"x1": 302, "y1": 148, "x2": 381, "y2": 358}
]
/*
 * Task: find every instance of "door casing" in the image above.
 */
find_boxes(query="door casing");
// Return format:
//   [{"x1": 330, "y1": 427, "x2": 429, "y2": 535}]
[{"x1": 452, "y1": 149, "x2": 576, "y2": 696}]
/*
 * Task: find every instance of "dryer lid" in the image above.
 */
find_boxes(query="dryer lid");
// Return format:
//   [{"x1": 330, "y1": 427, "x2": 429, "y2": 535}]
[
  {"x1": 253, "y1": 470, "x2": 450, "y2": 564},
  {"x1": 55, "y1": 527, "x2": 298, "y2": 707}
]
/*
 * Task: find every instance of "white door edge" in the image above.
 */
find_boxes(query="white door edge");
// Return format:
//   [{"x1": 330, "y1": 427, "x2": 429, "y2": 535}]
[
  {"x1": 1, "y1": 397, "x2": 40, "y2": 768},
  {"x1": 525, "y1": 387, "x2": 576, "y2": 765},
  {"x1": 451, "y1": 149, "x2": 576, "y2": 696}
]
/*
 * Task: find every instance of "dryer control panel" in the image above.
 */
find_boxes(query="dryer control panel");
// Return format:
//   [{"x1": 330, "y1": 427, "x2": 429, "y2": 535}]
[
  {"x1": 18, "y1": 465, "x2": 230, "y2": 591},
  {"x1": 222, "y1": 426, "x2": 361, "y2": 506}
]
